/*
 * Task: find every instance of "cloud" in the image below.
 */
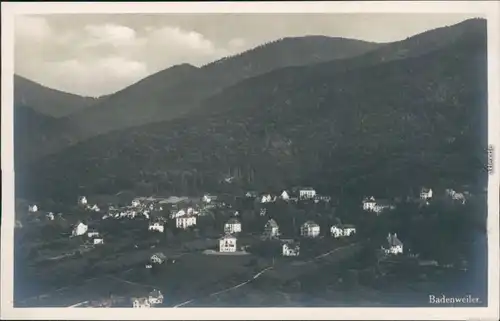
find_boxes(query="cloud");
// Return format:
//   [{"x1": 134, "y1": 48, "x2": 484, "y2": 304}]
[
  {"x1": 83, "y1": 23, "x2": 138, "y2": 48},
  {"x1": 45, "y1": 57, "x2": 149, "y2": 97},
  {"x1": 14, "y1": 18, "x2": 246, "y2": 96}
]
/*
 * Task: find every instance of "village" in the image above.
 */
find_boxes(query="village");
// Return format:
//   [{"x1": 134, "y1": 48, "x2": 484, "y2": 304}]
[{"x1": 17, "y1": 185, "x2": 476, "y2": 308}]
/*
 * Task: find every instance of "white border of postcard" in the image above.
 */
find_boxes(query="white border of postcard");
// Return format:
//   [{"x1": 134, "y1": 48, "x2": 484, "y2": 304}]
[{"x1": 2, "y1": 1, "x2": 499, "y2": 320}]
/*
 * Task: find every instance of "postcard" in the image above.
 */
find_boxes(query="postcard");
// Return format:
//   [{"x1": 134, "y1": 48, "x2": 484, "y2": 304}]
[{"x1": 1, "y1": 1, "x2": 499, "y2": 320}]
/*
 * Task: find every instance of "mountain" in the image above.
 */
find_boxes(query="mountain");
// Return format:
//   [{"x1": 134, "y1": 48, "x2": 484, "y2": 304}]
[
  {"x1": 14, "y1": 75, "x2": 102, "y2": 118},
  {"x1": 18, "y1": 19, "x2": 488, "y2": 202},
  {"x1": 60, "y1": 37, "x2": 383, "y2": 138},
  {"x1": 14, "y1": 105, "x2": 79, "y2": 164},
  {"x1": 17, "y1": 37, "x2": 381, "y2": 164}
]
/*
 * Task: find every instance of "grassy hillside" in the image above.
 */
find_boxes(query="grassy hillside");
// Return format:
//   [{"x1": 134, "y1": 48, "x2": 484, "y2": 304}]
[{"x1": 17, "y1": 22, "x2": 488, "y2": 202}]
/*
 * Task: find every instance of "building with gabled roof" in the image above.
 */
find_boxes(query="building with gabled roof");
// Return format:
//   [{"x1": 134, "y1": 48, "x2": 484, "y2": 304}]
[{"x1": 224, "y1": 218, "x2": 242, "y2": 234}]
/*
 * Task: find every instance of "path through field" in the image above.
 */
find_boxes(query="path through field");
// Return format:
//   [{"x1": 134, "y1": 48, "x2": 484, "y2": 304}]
[{"x1": 173, "y1": 242, "x2": 359, "y2": 308}]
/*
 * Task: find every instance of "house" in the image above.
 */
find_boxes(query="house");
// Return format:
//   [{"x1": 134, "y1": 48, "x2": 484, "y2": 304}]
[
  {"x1": 362, "y1": 196, "x2": 377, "y2": 211},
  {"x1": 260, "y1": 194, "x2": 272, "y2": 203},
  {"x1": 131, "y1": 199, "x2": 141, "y2": 207},
  {"x1": 72, "y1": 222, "x2": 88, "y2": 237},
  {"x1": 148, "y1": 289, "x2": 163, "y2": 305},
  {"x1": 420, "y1": 187, "x2": 433, "y2": 200},
  {"x1": 315, "y1": 195, "x2": 332, "y2": 203},
  {"x1": 301, "y1": 221, "x2": 320, "y2": 238},
  {"x1": 264, "y1": 219, "x2": 280, "y2": 238},
  {"x1": 150, "y1": 252, "x2": 167, "y2": 264},
  {"x1": 46, "y1": 212, "x2": 55, "y2": 221},
  {"x1": 28, "y1": 205, "x2": 38, "y2": 213},
  {"x1": 224, "y1": 218, "x2": 242, "y2": 234},
  {"x1": 88, "y1": 204, "x2": 100, "y2": 212},
  {"x1": 245, "y1": 191, "x2": 258, "y2": 198},
  {"x1": 299, "y1": 187, "x2": 316, "y2": 199},
  {"x1": 362, "y1": 197, "x2": 394, "y2": 213},
  {"x1": 149, "y1": 222, "x2": 164, "y2": 233},
  {"x1": 260, "y1": 208, "x2": 267, "y2": 216},
  {"x1": 219, "y1": 234, "x2": 237, "y2": 252},
  {"x1": 176, "y1": 215, "x2": 197, "y2": 229},
  {"x1": 280, "y1": 190, "x2": 290, "y2": 201},
  {"x1": 93, "y1": 238, "x2": 104, "y2": 245},
  {"x1": 79, "y1": 196, "x2": 88, "y2": 205},
  {"x1": 382, "y1": 233, "x2": 404, "y2": 255},
  {"x1": 87, "y1": 231, "x2": 100, "y2": 238},
  {"x1": 131, "y1": 297, "x2": 150, "y2": 308},
  {"x1": 330, "y1": 224, "x2": 356, "y2": 238},
  {"x1": 202, "y1": 194, "x2": 218, "y2": 203},
  {"x1": 282, "y1": 240, "x2": 300, "y2": 256}
]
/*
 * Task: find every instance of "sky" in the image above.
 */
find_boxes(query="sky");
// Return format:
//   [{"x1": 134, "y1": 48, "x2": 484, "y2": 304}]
[{"x1": 14, "y1": 13, "x2": 478, "y2": 97}]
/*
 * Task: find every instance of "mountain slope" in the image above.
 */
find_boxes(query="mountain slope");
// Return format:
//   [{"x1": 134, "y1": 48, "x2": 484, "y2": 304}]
[
  {"x1": 14, "y1": 105, "x2": 79, "y2": 164},
  {"x1": 18, "y1": 22, "x2": 488, "y2": 202},
  {"x1": 63, "y1": 36, "x2": 383, "y2": 137},
  {"x1": 14, "y1": 75, "x2": 102, "y2": 118}
]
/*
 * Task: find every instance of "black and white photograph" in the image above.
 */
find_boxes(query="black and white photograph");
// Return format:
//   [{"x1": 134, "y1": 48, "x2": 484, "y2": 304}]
[{"x1": 1, "y1": 1, "x2": 499, "y2": 320}]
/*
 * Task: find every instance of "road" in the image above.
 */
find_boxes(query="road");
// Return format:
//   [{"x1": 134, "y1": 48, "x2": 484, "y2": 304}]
[{"x1": 173, "y1": 242, "x2": 359, "y2": 308}]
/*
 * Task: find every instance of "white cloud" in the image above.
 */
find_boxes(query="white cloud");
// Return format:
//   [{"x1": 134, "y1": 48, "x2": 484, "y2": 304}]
[
  {"x1": 14, "y1": 19, "x2": 245, "y2": 96},
  {"x1": 45, "y1": 57, "x2": 148, "y2": 97},
  {"x1": 83, "y1": 23, "x2": 138, "y2": 48},
  {"x1": 147, "y1": 26, "x2": 216, "y2": 52}
]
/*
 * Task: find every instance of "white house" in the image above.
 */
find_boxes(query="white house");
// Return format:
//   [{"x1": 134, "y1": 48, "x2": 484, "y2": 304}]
[
  {"x1": 362, "y1": 197, "x2": 394, "y2": 214},
  {"x1": 87, "y1": 231, "x2": 99, "y2": 238},
  {"x1": 330, "y1": 224, "x2": 356, "y2": 238},
  {"x1": 131, "y1": 297, "x2": 150, "y2": 308},
  {"x1": 148, "y1": 289, "x2": 163, "y2": 306},
  {"x1": 176, "y1": 215, "x2": 197, "y2": 229},
  {"x1": 420, "y1": 187, "x2": 433, "y2": 200},
  {"x1": 150, "y1": 252, "x2": 166, "y2": 264},
  {"x1": 202, "y1": 194, "x2": 218, "y2": 203},
  {"x1": 28, "y1": 205, "x2": 38, "y2": 213},
  {"x1": 79, "y1": 196, "x2": 88, "y2": 206},
  {"x1": 362, "y1": 197, "x2": 377, "y2": 211},
  {"x1": 301, "y1": 221, "x2": 320, "y2": 238},
  {"x1": 72, "y1": 222, "x2": 88, "y2": 237},
  {"x1": 131, "y1": 199, "x2": 141, "y2": 207},
  {"x1": 219, "y1": 234, "x2": 237, "y2": 252},
  {"x1": 280, "y1": 190, "x2": 290, "y2": 201},
  {"x1": 149, "y1": 222, "x2": 164, "y2": 233},
  {"x1": 264, "y1": 219, "x2": 280, "y2": 238},
  {"x1": 93, "y1": 238, "x2": 104, "y2": 245},
  {"x1": 224, "y1": 218, "x2": 242, "y2": 234},
  {"x1": 299, "y1": 188, "x2": 316, "y2": 199},
  {"x1": 282, "y1": 240, "x2": 300, "y2": 256},
  {"x1": 46, "y1": 212, "x2": 55, "y2": 221},
  {"x1": 260, "y1": 194, "x2": 272, "y2": 203},
  {"x1": 382, "y1": 233, "x2": 404, "y2": 255},
  {"x1": 88, "y1": 204, "x2": 100, "y2": 212}
]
